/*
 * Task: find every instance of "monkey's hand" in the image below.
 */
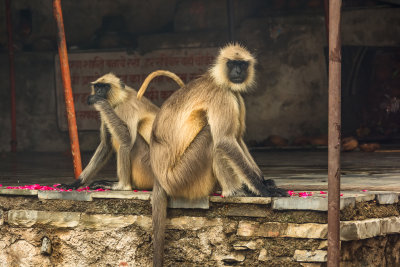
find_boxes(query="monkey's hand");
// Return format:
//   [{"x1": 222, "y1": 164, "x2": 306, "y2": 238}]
[
  {"x1": 87, "y1": 95, "x2": 107, "y2": 106},
  {"x1": 88, "y1": 180, "x2": 115, "y2": 190},
  {"x1": 59, "y1": 179, "x2": 83, "y2": 190}
]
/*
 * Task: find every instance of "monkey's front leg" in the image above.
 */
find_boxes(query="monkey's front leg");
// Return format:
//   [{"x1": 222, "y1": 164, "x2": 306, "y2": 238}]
[
  {"x1": 215, "y1": 138, "x2": 287, "y2": 197},
  {"x1": 94, "y1": 100, "x2": 136, "y2": 191},
  {"x1": 60, "y1": 123, "x2": 112, "y2": 190}
]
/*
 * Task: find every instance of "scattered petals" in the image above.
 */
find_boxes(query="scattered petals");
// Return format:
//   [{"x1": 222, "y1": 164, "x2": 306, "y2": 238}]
[
  {"x1": 288, "y1": 190, "x2": 296, "y2": 196},
  {"x1": 298, "y1": 192, "x2": 313, "y2": 198},
  {"x1": 133, "y1": 190, "x2": 138, "y2": 192},
  {"x1": 340, "y1": 193, "x2": 344, "y2": 196},
  {"x1": 362, "y1": 190, "x2": 368, "y2": 192},
  {"x1": 320, "y1": 191, "x2": 327, "y2": 194}
]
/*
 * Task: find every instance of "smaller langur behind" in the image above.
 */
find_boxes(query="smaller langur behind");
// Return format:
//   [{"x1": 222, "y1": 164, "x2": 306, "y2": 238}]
[
  {"x1": 61, "y1": 71, "x2": 184, "y2": 190},
  {"x1": 148, "y1": 44, "x2": 288, "y2": 267}
]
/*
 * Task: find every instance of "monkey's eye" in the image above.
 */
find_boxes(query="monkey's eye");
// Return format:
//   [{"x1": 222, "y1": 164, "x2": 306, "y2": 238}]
[
  {"x1": 240, "y1": 61, "x2": 249, "y2": 69},
  {"x1": 227, "y1": 61, "x2": 234, "y2": 68}
]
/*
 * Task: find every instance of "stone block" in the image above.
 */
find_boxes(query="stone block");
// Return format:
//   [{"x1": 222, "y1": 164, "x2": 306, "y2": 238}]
[
  {"x1": 0, "y1": 210, "x2": 3, "y2": 225},
  {"x1": 318, "y1": 240, "x2": 328, "y2": 250},
  {"x1": 92, "y1": 191, "x2": 150, "y2": 200},
  {"x1": 376, "y1": 193, "x2": 399, "y2": 204},
  {"x1": 258, "y1": 248, "x2": 272, "y2": 262},
  {"x1": 0, "y1": 189, "x2": 38, "y2": 196},
  {"x1": 293, "y1": 250, "x2": 327, "y2": 262},
  {"x1": 216, "y1": 253, "x2": 245, "y2": 264},
  {"x1": 232, "y1": 240, "x2": 259, "y2": 250},
  {"x1": 272, "y1": 196, "x2": 355, "y2": 211},
  {"x1": 341, "y1": 218, "x2": 381, "y2": 241},
  {"x1": 209, "y1": 196, "x2": 272, "y2": 204},
  {"x1": 79, "y1": 214, "x2": 137, "y2": 230},
  {"x1": 38, "y1": 191, "x2": 92, "y2": 201},
  {"x1": 237, "y1": 221, "x2": 327, "y2": 239},
  {"x1": 8, "y1": 210, "x2": 80, "y2": 228},
  {"x1": 300, "y1": 263, "x2": 323, "y2": 267},
  {"x1": 168, "y1": 197, "x2": 209, "y2": 209},
  {"x1": 380, "y1": 216, "x2": 400, "y2": 235}
]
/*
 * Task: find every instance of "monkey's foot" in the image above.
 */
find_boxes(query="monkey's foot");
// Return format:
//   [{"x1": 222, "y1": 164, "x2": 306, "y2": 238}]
[
  {"x1": 261, "y1": 179, "x2": 289, "y2": 197},
  {"x1": 59, "y1": 179, "x2": 83, "y2": 190},
  {"x1": 88, "y1": 180, "x2": 115, "y2": 190},
  {"x1": 111, "y1": 182, "x2": 133, "y2": 191}
]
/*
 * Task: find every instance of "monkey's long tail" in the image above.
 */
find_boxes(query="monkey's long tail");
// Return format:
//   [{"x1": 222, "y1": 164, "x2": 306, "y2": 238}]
[
  {"x1": 152, "y1": 179, "x2": 168, "y2": 267},
  {"x1": 137, "y1": 70, "x2": 185, "y2": 100}
]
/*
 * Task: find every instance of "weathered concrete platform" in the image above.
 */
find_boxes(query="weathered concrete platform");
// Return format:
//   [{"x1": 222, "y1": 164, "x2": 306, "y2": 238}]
[{"x1": 0, "y1": 189, "x2": 399, "y2": 266}]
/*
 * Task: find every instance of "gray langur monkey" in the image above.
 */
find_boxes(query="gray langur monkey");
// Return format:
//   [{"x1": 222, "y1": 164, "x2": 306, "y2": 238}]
[
  {"x1": 144, "y1": 44, "x2": 288, "y2": 267},
  {"x1": 61, "y1": 71, "x2": 184, "y2": 190}
]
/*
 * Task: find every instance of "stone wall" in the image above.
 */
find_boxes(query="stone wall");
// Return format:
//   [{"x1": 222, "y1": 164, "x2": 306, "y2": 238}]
[
  {"x1": 0, "y1": 3, "x2": 399, "y2": 151},
  {"x1": 0, "y1": 190, "x2": 399, "y2": 266}
]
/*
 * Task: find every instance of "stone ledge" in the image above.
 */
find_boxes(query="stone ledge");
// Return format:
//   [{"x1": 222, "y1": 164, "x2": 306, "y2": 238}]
[
  {"x1": 272, "y1": 196, "x2": 355, "y2": 211},
  {"x1": 0, "y1": 189, "x2": 38, "y2": 196},
  {"x1": 341, "y1": 216, "x2": 400, "y2": 241},
  {"x1": 5, "y1": 210, "x2": 236, "y2": 232},
  {"x1": 38, "y1": 191, "x2": 93, "y2": 201},
  {"x1": 237, "y1": 216, "x2": 400, "y2": 240},
  {"x1": 91, "y1": 191, "x2": 151, "y2": 200},
  {"x1": 237, "y1": 221, "x2": 328, "y2": 239},
  {"x1": 209, "y1": 196, "x2": 272, "y2": 205}
]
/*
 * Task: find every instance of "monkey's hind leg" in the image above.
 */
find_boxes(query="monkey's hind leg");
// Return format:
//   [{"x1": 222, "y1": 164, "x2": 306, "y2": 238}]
[{"x1": 153, "y1": 125, "x2": 215, "y2": 199}]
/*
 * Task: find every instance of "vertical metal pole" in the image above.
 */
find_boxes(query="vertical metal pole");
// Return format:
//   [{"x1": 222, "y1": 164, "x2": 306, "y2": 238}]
[
  {"x1": 227, "y1": 0, "x2": 235, "y2": 42},
  {"x1": 53, "y1": 0, "x2": 82, "y2": 179},
  {"x1": 5, "y1": 0, "x2": 17, "y2": 152},
  {"x1": 328, "y1": 0, "x2": 342, "y2": 266}
]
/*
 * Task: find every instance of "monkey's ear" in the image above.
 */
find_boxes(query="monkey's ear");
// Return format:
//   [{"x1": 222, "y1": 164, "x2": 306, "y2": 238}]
[{"x1": 120, "y1": 80, "x2": 126, "y2": 89}]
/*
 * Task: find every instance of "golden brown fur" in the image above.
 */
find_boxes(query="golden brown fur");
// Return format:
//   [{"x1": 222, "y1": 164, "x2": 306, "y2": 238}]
[
  {"x1": 61, "y1": 71, "x2": 184, "y2": 191},
  {"x1": 150, "y1": 44, "x2": 287, "y2": 267}
]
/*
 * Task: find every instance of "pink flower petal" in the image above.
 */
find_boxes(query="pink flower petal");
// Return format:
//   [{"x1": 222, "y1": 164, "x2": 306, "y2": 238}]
[
  {"x1": 362, "y1": 190, "x2": 368, "y2": 192},
  {"x1": 320, "y1": 191, "x2": 327, "y2": 194}
]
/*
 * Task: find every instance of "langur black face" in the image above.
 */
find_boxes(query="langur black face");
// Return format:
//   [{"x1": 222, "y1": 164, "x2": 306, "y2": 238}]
[
  {"x1": 87, "y1": 82, "x2": 111, "y2": 105},
  {"x1": 227, "y1": 60, "x2": 249, "y2": 84}
]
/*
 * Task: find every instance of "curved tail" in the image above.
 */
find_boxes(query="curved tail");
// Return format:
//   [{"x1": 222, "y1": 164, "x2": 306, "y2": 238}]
[
  {"x1": 152, "y1": 179, "x2": 168, "y2": 267},
  {"x1": 137, "y1": 70, "x2": 185, "y2": 100}
]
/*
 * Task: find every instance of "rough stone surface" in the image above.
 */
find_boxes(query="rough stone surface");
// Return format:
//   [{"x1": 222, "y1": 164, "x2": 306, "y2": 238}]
[
  {"x1": 168, "y1": 197, "x2": 209, "y2": 209},
  {"x1": 272, "y1": 196, "x2": 355, "y2": 211},
  {"x1": 92, "y1": 191, "x2": 151, "y2": 200},
  {"x1": 0, "y1": 189, "x2": 38, "y2": 196},
  {"x1": 38, "y1": 191, "x2": 93, "y2": 201},
  {"x1": 318, "y1": 240, "x2": 328, "y2": 250},
  {"x1": 341, "y1": 217, "x2": 400, "y2": 241},
  {"x1": 237, "y1": 221, "x2": 328, "y2": 239},
  {"x1": 293, "y1": 250, "x2": 327, "y2": 262},
  {"x1": 341, "y1": 235, "x2": 400, "y2": 267},
  {"x1": 233, "y1": 240, "x2": 259, "y2": 250},
  {"x1": 225, "y1": 205, "x2": 271, "y2": 217},
  {"x1": 209, "y1": 196, "x2": 272, "y2": 204},
  {"x1": 8, "y1": 210, "x2": 81, "y2": 228},
  {"x1": 0, "y1": 210, "x2": 3, "y2": 226},
  {"x1": 376, "y1": 193, "x2": 399, "y2": 205}
]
